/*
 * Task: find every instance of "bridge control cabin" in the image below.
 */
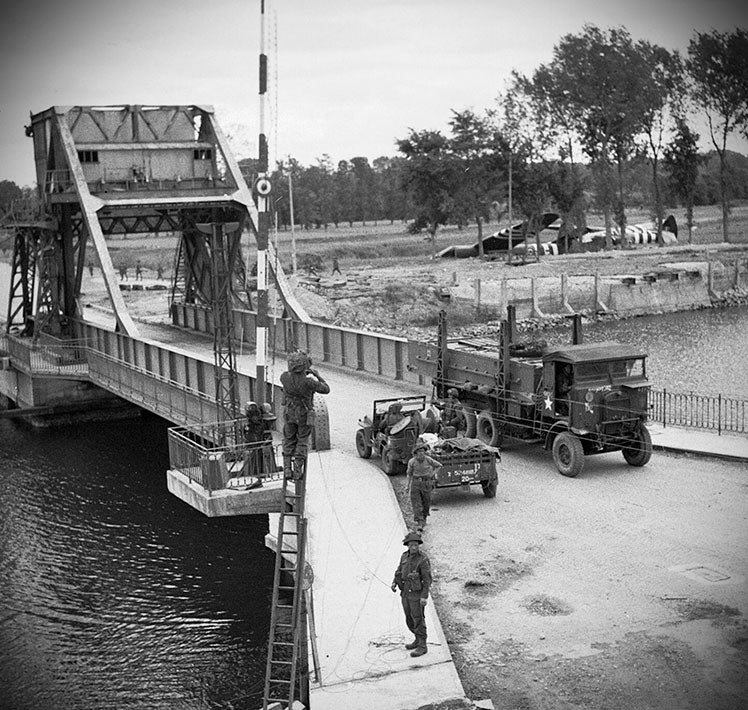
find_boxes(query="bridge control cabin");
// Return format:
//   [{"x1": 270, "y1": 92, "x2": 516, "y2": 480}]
[
  {"x1": 29, "y1": 105, "x2": 238, "y2": 201},
  {"x1": 5, "y1": 105, "x2": 260, "y2": 343}
]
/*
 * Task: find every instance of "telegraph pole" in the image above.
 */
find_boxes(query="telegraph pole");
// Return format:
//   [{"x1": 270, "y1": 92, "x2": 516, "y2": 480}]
[
  {"x1": 505, "y1": 152, "x2": 513, "y2": 265},
  {"x1": 254, "y1": 0, "x2": 272, "y2": 405}
]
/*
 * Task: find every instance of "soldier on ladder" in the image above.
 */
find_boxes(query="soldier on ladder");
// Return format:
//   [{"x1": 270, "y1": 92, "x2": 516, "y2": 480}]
[{"x1": 280, "y1": 350, "x2": 330, "y2": 479}]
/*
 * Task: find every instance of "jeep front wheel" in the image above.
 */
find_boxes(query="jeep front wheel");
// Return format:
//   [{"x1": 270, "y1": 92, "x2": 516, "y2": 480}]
[
  {"x1": 381, "y1": 446, "x2": 397, "y2": 476},
  {"x1": 355, "y1": 429, "x2": 372, "y2": 459},
  {"x1": 552, "y1": 431, "x2": 584, "y2": 477}
]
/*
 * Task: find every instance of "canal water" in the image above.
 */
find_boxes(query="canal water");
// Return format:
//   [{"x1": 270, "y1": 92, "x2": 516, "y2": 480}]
[
  {"x1": 0, "y1": 414, "x2": 274, "y2": 710},
  {"x1": 1, "y1": 306, "x2": 746, "y2": 709},
  {"x1": 539, "y1": 305, "x2": 748, "y2": 399}
]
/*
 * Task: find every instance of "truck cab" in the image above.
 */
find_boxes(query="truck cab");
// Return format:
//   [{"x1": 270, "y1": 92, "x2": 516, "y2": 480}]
[{"x1": 540, "y1": 343, "x2": 652, "y2": 476}]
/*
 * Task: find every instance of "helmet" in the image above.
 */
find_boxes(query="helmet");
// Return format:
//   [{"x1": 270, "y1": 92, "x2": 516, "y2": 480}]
[
  {"x1": 261, "y1": 402, "x2": 276, "y2": 421},
  {"x1": 447, "y1": 388, "x2": 458, "y2": 397},
  {"x1": 288, "y1": 350, "x2": 310, "y2": 373},
  {"x1": 403, "y1": 531, "x2": 423, "y2": 545},
  {"x1": 414, "y1": 442, "x2": 428, "y2": 453},
  {"x1": 388, "y1": 402, "x2": 403, "y2": 413},
  {"x1": 244, "y1": 400, "x2": 260, "y2": 415}
]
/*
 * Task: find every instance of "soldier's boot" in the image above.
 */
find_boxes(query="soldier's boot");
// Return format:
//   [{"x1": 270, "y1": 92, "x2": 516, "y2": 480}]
[
  {"x1": 410, "y1": 645, "x2": 428, "y2": 657},
  {"x1": 293, "y1": 456, "x2": 306, "y2": 480},
  {"x1": 404, "y1": 639, "x2": 419, "y2": 650},
  {"x1": 282, "y1": 455, "x2": 293, "y2": 478}
]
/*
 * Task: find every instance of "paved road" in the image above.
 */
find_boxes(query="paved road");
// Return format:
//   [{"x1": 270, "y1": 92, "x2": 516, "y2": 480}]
[{"x1": 300, "y1": 352, "x2": 748, "y2": 708}]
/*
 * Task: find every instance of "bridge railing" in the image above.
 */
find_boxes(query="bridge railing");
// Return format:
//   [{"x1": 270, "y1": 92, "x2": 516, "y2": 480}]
[
  {"x1": 168, "y1": 419, "x2": 282, "y2": 491},
  {"x1": 649, "y1": 389, "x2": 747, "y2": 435},
  {"x1": 4, "y1": 333, "x2": 89, "y2": 378}
]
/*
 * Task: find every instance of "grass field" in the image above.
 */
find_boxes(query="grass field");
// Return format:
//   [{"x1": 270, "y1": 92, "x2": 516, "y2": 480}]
[{"x1": 3, "y1": 203, "x2": 746, "y2": 282}]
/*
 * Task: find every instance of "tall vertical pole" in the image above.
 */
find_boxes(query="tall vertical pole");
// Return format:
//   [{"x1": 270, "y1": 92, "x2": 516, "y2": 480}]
[
  {"x1": 506, "y1": 153, "x2": 513, "y2": 265},
  {"x1": 255, "y1": 0, "x2": 270, "y2": 406},
  {"x1": 289, "y1": 171, "x2": 297, "y2": 277}
]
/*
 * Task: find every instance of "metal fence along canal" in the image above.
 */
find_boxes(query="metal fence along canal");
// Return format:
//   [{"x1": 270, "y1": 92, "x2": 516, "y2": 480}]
[{"x1": 649, "y1": 389, "x2": 747, "y2": 435}]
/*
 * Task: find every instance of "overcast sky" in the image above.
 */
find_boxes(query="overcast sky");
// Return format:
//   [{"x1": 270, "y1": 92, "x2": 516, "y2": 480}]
[{"x1": 1, "y1": 0, "x2": 746, "y2": 187}]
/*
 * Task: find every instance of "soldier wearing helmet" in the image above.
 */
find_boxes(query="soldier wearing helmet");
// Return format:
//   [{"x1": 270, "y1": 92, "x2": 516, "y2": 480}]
[
  {"x1": 406, "y1": 442, "x2": 442, "y2": 532},
  {"x1": 376, "y1": 401, "x2": 407, "y2": 435},
  {"x1": 242, "y1": 401, "x2": 275, "y2": 479},
  {"x1": 391, "y1": 530, "x2": 432, "y2": 657},
  {"x1": 280, "y1": 350, "x2": 330, "y2": 479},
  {"x1": 440, "y1": 387, "x2": 465, "y2": 434}
]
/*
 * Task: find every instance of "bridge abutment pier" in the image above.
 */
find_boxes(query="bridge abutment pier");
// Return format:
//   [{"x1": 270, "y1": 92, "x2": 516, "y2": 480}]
[{"x1": 0, "y1": 370, "x2": 140, "y2": 426}]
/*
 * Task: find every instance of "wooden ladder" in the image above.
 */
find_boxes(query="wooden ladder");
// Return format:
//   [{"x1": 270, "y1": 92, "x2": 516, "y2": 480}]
[{"x1": 262, "y1": 458, "x2": 308, "y2": 709}]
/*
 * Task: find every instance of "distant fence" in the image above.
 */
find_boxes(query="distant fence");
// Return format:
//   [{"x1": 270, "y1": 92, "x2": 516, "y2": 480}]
[{"x1": 649, "y1": 389, "x2": 747, "y2": 436}]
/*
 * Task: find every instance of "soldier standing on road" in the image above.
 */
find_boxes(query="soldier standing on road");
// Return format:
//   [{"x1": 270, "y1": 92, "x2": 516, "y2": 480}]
[
  {"x1": 391, "y1": 531, "x2": 432, "y2": 657},
  {"x1": 280, "y1": 350, "x2": 330, "y2": 479},
  {"x1": 406, "y1": 443, "x2": 442, "y2": 531},
  {"x1": 331, "y1": 257, "x2": 342, "y2": 275},
  {"x1": 135, "y1": 260, "x2": 143, "y2": 281}
]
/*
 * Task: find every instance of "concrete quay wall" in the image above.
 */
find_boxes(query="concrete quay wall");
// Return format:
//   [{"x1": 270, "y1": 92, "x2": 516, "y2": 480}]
[{"x1": 171, "y1": 258, "x2": 746, "y2": 386}]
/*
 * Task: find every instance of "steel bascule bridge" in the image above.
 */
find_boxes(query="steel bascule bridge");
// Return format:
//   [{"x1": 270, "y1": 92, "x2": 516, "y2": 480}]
[{"x1": 0, "y1": 103, "x2": 453, "y2": 710}]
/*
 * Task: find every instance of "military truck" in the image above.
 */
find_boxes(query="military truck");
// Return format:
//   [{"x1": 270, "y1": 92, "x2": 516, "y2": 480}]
[{"x1": 408, "y1": 309, "x2": 652, "y2": 477}]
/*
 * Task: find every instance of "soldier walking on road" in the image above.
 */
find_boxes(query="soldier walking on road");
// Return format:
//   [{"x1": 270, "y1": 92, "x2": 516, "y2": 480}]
[
  {"x1": 406, "y1": 442, "x2": 442, "y2": 531},
  {"x1": 280, "y1": 350, "x2": 330, "y2": 479},
  {"x1": 391, "y1": 531, "x2": 432, "y2": 657}
]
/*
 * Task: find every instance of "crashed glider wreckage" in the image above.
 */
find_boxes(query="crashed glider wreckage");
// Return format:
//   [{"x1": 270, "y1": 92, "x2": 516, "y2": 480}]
[{"x1": 439, "y1": 214, "x2": 678, "y2": 258}]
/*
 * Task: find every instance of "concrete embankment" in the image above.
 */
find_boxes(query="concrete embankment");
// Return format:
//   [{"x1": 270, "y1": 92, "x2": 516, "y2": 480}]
[{"x1": 451, "y1": 255, "x2": 747, "y2": 321}]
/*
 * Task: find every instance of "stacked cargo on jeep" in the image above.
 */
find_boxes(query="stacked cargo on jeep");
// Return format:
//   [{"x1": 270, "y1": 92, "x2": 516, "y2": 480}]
[
  {"x1": 408, "y1": 309, "x2": 652, "y2": 477},
  {"x1": 355, "y1": 395, "x2": 499, "y2": 497}
]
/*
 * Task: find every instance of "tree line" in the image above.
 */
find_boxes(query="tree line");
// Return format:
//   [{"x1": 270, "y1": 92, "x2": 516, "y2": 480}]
[
  {"x1": 3, "y1": 27, "x2": 746, "y2": 254},
  {"x1": 240, "y1": 26, "x2": 747, "y2": 253}
]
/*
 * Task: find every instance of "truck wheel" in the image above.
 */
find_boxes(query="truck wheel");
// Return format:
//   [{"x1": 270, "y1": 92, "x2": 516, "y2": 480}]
[
  {"x1": 481, "y1": 478, "x2": 498, "y2": 498},
  {"x1": 623, "y1": 426, "x2": 652, "y2": 467},
  {"x1": 552, "y1": 432, "x2": 584, "y2": 477},
  {"x1": 476, "y1": 410, "x2": 502, "y2": 447},
  {"x1": 381, "y1": 446, "x2": 397, "y2": 476},
  {"x1": 355, "y1": 429, "x2": 372, "y2": 459},
  {"x1": 461, "y1": 405, "x2": 477, "y2": 438}
]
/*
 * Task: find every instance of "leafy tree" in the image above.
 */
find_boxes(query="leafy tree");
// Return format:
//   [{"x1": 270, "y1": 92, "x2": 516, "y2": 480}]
[
  {"x1": 396, "y1": 129, "x2": 457, "y2": 257},
  {"x1": 335, "y1": 160, "x2": 356, "y2": 227},
  {"x1": 373, "y1": 156, "x2": 409, "y2": 224},
  {"x1": 447, "y1": 109, "x2": 508, "y2": 258},
  {"x1": 500, "y1": 83, "x2": 555, "y2": 257},
  {"x1": 0, "y1": 180, "x2": 23, "y2": 216},
  {"x1": 635, "y1": 43, "x2": 683, "y2": 245},
  {"x1": 540, "y1": 25, "x2": 659, "y2": 248},
  {"x1": 687, "y1": 28, "x2": 748, "y2": 241},
  {"x1": 664, "y1": 118, "x2": 700, "y2": 242},
  {"x1": 350, "y1": 156, "x2": 375, "y2": 225},
  {"x1": 507, "y1": 70, "x2": 587, "y2": 252}
]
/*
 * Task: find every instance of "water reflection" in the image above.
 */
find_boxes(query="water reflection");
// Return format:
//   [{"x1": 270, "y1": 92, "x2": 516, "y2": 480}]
[
  {"x1": 0, "y1": 414, "x2": 273, "y2": 710},
  {"x1": 541, "y1": 306, "x2": 748, "y2": 399}
]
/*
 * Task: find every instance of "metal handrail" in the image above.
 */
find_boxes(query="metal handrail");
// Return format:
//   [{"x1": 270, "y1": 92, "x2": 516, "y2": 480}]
[
  {"x1": 648, "y1": 388, "x2": 747, "y2": 435},
  {"x1": 168, "y1": 418, "x2": 282, "y2": 491}
]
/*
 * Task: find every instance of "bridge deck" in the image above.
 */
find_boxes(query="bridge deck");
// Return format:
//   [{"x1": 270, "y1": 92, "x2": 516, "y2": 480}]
[{"x1": 268, "y1": 449, "x2": 467, "y2": 710}]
